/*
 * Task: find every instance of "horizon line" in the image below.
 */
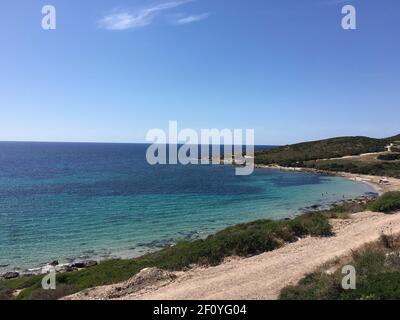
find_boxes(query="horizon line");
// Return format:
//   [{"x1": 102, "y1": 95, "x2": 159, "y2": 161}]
[
  {"x1": 0, "y1": 132, "x2": 398, "y2": 146},
  {"x1": 0, "y1": 140, "x2": 279, "y2": 147}
]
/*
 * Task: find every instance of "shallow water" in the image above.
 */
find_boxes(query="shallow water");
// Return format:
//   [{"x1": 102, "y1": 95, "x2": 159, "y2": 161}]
[{"x1": 0, "y1": 142, "x2": 375, "y2": 272}]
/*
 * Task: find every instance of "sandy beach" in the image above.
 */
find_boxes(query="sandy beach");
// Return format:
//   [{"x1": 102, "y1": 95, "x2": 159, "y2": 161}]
[
  {"x1": 255, "y1": 164, "x2": 400, "y2": 194},
  {"x1": 65, "y1": 172, "x2": 400, "y2": 300}
]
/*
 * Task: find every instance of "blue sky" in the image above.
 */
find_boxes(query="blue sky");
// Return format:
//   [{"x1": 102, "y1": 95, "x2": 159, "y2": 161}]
[{"x1": 0, "y1": 0, "x2": 399, "y2": 145}]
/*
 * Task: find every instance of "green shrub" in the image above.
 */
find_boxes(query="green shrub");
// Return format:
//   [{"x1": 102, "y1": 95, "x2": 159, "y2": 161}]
[
  {"x1": 369, "y1": 192, "x2": 400, "y2": 213},
  {"x1": 308, "y1": 201, "x2": 372, "y2": 219},
  {"x1": 340, "y1": 272, "x2": 400, "y2": 300},
  {"x1": 310, "y1": 160, "x2": 400, "y2": 178},
  {"x1": 352, "y1": 248, "x2": 386, "y2": 276},
  {"x1": 280, "y1": 272, "x2": 342, "y2": 300},
  {"x1": 289, "y1": 213, "x2": 333, "y2": 237},
  {"x1": 24, "y1": 284, "x2": 78, "y2": 301},
  {"x1": 280, "y1": 245, "x2": 400, "y2": 300},
  {"x1": 0, "y1": 285, "x2": 13, "y2": 300},
  {"x1": 378, "y1": 153, "x2": 400, "y2": 161}
]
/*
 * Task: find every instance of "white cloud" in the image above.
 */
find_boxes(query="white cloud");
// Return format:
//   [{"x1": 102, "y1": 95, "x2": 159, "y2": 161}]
[
  {"x1": 98, "y1": 11, "x2": 151, "y2": 30},
  {"x1": 174, "y1": 13, "x2": 210, "y2": 25},
  {"x1": 99, "y1": 0, "x2": 194, "y2": 31}
]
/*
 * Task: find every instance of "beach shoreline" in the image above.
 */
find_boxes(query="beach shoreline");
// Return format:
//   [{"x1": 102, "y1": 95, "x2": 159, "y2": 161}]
[{"x1": 255, "y1": 164, "x2": 400, "y2": 195}]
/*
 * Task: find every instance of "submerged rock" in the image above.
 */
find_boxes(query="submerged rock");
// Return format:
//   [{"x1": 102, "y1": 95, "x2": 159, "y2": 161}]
[{"x1": 137, "y1": 238, "x2": 176, "y2": 249}]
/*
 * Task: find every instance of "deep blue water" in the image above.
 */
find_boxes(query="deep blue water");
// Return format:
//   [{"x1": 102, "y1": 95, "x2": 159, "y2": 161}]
[{"x1": 0, "y1": 142, "x2": 375, "y2": 272}]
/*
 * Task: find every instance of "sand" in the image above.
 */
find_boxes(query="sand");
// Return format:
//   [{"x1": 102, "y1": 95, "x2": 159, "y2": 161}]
[
  {"x1": 334, "y1": 172, "x2": 400, "y2": 194},
  {"x1": 256, "y1": 165, "x2": 400, "y2": 194}
]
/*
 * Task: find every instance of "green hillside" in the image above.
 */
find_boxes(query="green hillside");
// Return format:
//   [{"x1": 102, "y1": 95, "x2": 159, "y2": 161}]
[
  {"x1": 255, "y1": 134, "x2": 400, "y2": 178},
  {"x1": 388, "y1": 134, "x2": 400, "y2": 141},
  {"x1": 255, "y1": 136, "x2": 391, "y2": 166}
]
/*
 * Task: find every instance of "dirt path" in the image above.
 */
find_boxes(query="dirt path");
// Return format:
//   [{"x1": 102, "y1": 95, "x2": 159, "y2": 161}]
[{"x1": 66, "y1": 211, "x2": 400, "y2": 300}]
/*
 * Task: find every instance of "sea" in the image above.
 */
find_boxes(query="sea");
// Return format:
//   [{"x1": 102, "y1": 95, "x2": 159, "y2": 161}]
[{"x1": 0, "y1": 142, "x2": 376, "y2": 272}]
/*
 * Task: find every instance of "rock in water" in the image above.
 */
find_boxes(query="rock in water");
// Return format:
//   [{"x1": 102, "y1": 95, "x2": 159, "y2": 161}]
[{"x1": 49, "y1": 260, "x2": 59, "y2": 266}]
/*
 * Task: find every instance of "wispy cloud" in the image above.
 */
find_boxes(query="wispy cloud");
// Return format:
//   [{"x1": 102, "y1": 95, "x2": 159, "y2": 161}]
[
  {"x1": 174, "y1": 13, "x2": 211, "y2": 25},
  {"x1": 99, "y1": 0, "x2": 194, "y2": 31}
]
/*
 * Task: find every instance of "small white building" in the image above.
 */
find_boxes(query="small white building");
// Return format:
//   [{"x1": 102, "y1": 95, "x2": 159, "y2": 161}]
[{"x1": 385, "y1": 143, "x2": 394, "y2": 152}]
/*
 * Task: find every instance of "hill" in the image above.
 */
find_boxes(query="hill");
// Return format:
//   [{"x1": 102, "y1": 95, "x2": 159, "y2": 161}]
[
  {"x1": 255, "y1": 136, "x2": 393, "y2": 167},
  {"x1": 388, "y1": 134, "x2": 400, "y2": 141},
  {"x1": 255, "y1": 134, "x2": 400, "y2": 178}
]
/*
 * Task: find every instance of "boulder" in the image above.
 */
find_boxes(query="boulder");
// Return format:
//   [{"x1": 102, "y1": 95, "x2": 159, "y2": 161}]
[
  {"x1": 49, "y1": 260, "x2": 59, "y2": 266},
  {"x1": 63, "y1": 266, "x2": 78, "y2": 272},
  {"x1": 2, "y1": 271, "x2": 19, "y2": 280},
  {"x1": 71, "y1": 260, "x2": 98, "y2": 269},
  {"x1": 109, "y1": 267, "x2": 176, "y2": 299}
]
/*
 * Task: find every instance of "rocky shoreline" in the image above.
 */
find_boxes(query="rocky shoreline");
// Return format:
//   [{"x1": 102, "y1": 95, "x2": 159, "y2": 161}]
[
  {"x1": 0, "y1": 230, "x2": 203, "y2": 280},
  {"x1": 0, "y1": 259, "x2": 99, "y2": 280},
  {"x1": 300, "y1": 192, "x2": 378, "y2": 213}
]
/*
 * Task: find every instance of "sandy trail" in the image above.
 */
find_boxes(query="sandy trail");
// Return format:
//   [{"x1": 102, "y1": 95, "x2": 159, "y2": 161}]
[{"x1": 67, "y1": 210, "x2": 400, "y2": 300}]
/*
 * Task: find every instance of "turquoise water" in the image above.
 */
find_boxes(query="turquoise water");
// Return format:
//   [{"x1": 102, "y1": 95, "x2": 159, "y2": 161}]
[{"x1": 0, "y1": 142, "x2": 375, "y2": 272}]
